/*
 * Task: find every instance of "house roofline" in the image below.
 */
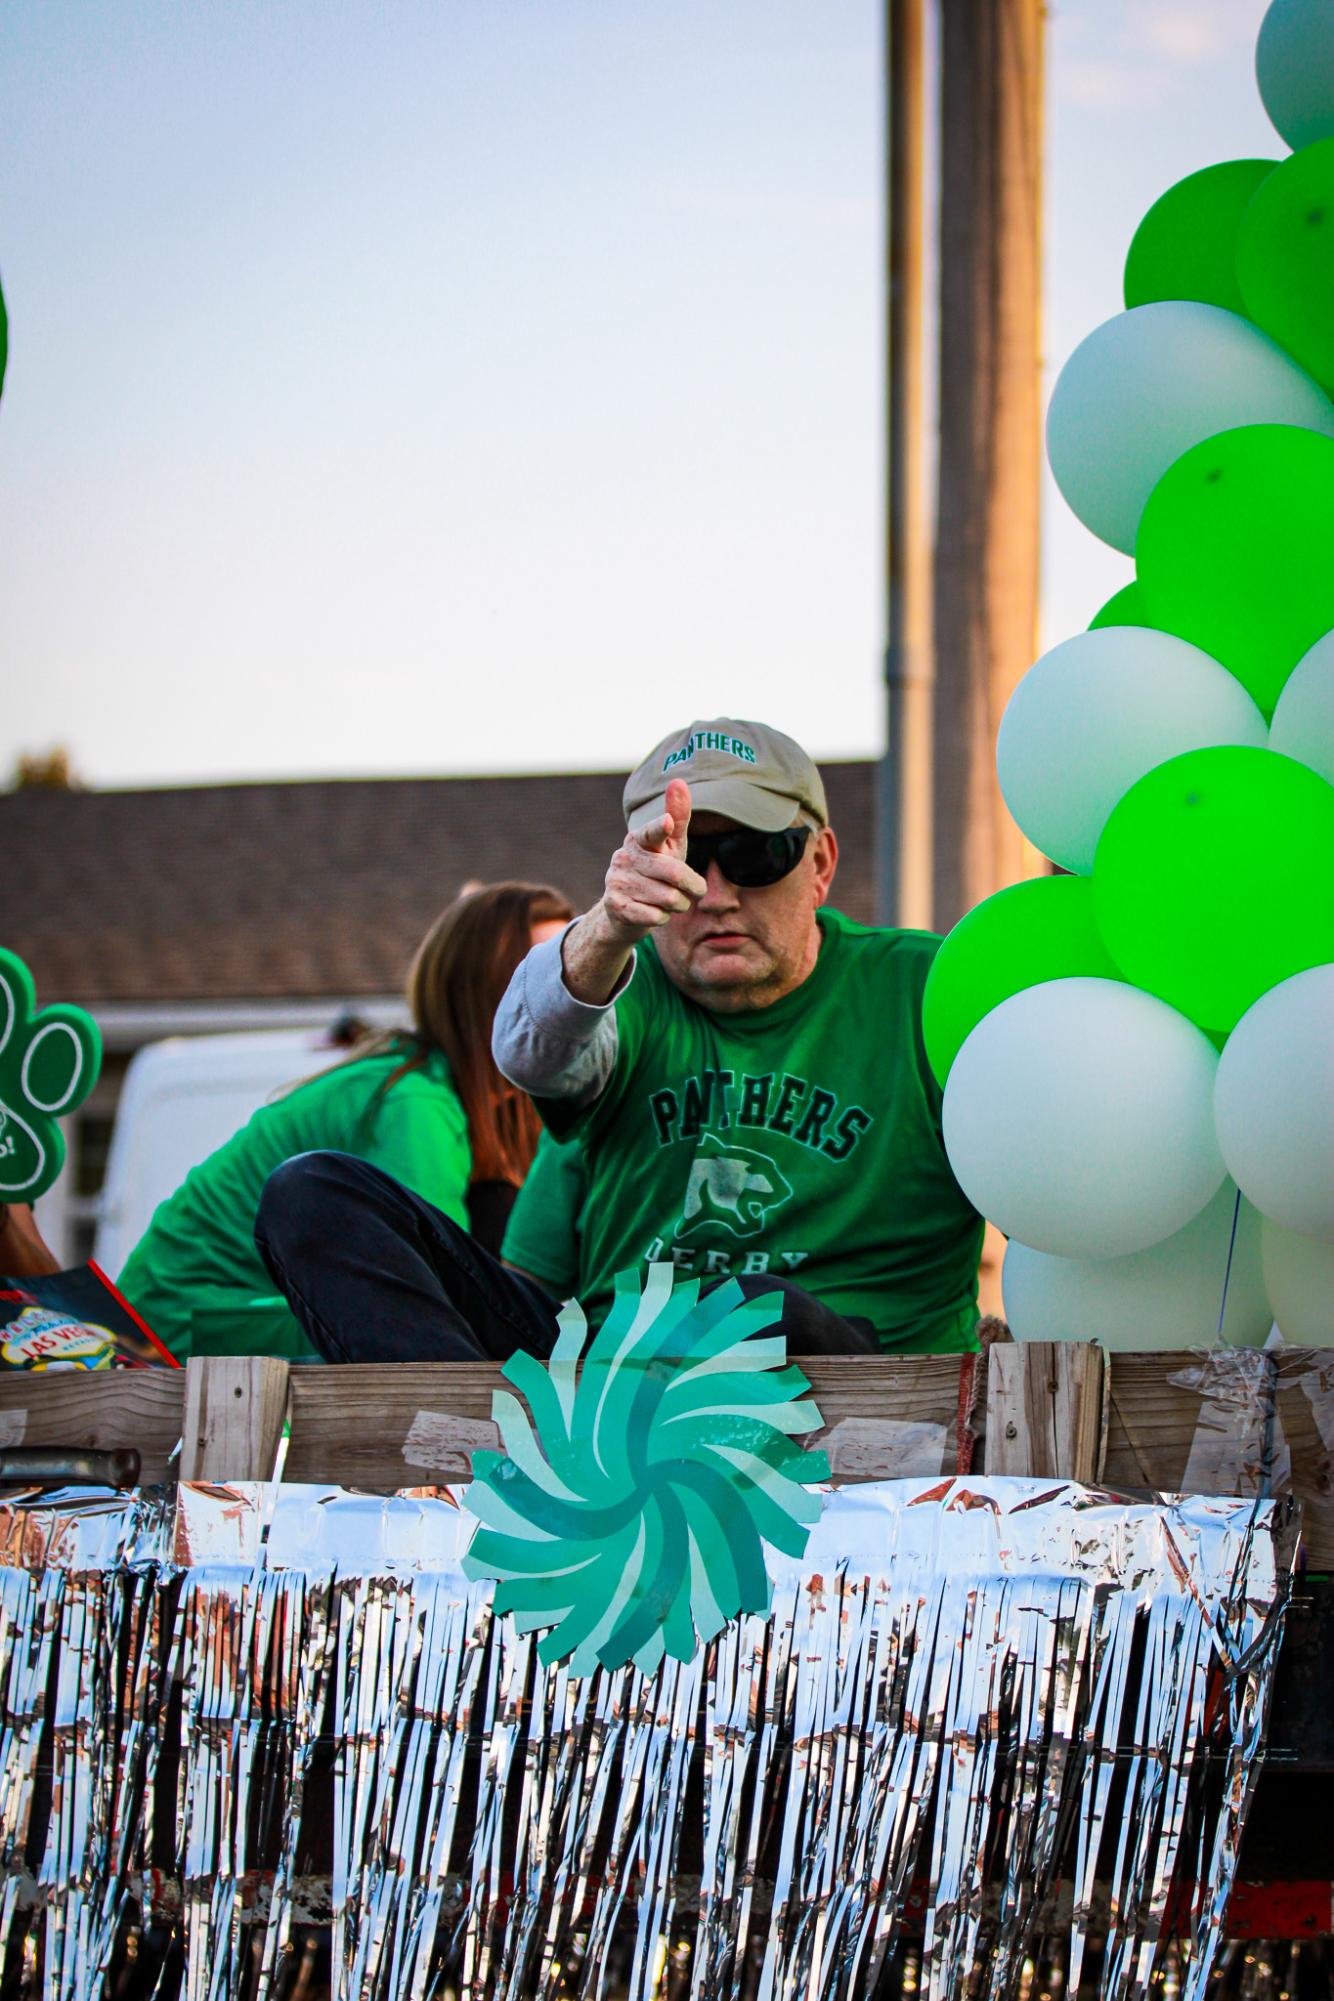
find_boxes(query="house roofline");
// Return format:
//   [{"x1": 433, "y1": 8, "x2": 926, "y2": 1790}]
[{"x1": 89, "y1": 997, "x2": 406, "y2": 1052}]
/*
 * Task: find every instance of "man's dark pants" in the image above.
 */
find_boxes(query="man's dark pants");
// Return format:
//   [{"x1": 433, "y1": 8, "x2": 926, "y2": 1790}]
[{"x1": 254, "y1": 1151, "x2": 877, "y2": 1364}]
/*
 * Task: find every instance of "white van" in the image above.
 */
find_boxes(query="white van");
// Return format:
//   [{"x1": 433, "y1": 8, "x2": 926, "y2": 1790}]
[{"x1": 93, "y1": 1029, "x2": 347, "y2": 1275}]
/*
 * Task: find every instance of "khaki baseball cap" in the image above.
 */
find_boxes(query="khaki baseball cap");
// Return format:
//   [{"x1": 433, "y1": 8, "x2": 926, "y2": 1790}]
[{"x1": 623, "y1": 718, "x2": 828, "y2": 833}]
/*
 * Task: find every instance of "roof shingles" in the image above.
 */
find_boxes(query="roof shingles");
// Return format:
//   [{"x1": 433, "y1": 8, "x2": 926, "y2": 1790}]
[{"x1": 0, "y1": 765, "x2": 876, "y2": 1007}]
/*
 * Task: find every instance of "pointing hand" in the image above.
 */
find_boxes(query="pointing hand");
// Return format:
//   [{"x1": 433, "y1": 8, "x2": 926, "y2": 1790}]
[{"x1": 600, "y1": 778, "x2": 706, "y2": 944}]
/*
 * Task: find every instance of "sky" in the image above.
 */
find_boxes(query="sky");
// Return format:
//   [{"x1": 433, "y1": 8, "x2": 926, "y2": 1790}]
[{"x1": 0, "y1": 0, "x2": 1286, "y2": 790}]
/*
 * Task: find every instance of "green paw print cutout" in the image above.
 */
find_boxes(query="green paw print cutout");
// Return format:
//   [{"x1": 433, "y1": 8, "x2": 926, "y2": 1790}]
[
  {"x1": 0, "y1": 949, "x2": 102, "y2": 1201},
  {"x1": 462, "y1": 1261, "x2": 829, "y2": 1677}
]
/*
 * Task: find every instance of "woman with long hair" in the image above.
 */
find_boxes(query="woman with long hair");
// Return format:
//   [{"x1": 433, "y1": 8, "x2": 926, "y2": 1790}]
[{"x1": 116, "y1": 881, "x2": 573, "y2": 1359}]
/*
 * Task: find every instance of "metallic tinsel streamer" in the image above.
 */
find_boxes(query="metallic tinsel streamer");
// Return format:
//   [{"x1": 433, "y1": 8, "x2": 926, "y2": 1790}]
[
  {"x1": 0, "y1": 1474, "x2": 1293, "y2": 2001},
  {"x1": 0, "y1": 1486, "x2": 172, "y2": 2001}
]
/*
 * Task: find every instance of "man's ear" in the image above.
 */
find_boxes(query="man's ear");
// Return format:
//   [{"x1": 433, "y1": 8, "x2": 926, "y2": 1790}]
[{"x1": 812, "y1": 826, "x2": 838, "y2": 902}]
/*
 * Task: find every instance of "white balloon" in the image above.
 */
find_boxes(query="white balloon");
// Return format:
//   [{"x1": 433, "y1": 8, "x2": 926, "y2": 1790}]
[
  {"x1": 1215, "y1": 965, "x2": 1334, "y2": 1242},
  {"x1": 1262, "y1": 1217, "x2": 1334, "y2": 1344},
  {"x1": 1257, "y1": 0, "x2": 1334, "y2": 149},
  {"x1": 942, "y1": 979, "x2": 1224, "y2": 1259},
  {"x1": 998, "y1": 628, "x2": 1268, "y2": 874},
  {"x1": 1046, "y1": 302, "x2": 1334, "y2": 553},
  {"x1": 1002, "y1": 1182, "x2": 1270, "y2": 1348},
  {"x1": 1269, "y1": 629, "x2": 1334, "y2": 789}
]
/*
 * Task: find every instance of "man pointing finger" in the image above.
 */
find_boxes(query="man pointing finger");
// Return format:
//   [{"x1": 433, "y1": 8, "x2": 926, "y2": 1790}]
[
  {"x1": 500, "y1": 717, "x2": 982, "y2": 1351},
  {"x1": 254, "y1": 718, "x2": 984, "y2": 1363}
]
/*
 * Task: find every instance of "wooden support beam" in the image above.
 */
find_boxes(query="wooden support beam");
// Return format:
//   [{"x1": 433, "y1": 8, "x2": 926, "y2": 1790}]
[
  {"x1": 879, "y1": 0, "x2": 935, "y2": 928},
  {"x1": 984, "y1": 1343, "x2": 1103, "y2": 1480},
  {"x1": 181, "y1": 1357, "x2": 289, "y2": 1482},
  {"x1": 933, "y1": 0, "x2": 1045, "y2": 928}
]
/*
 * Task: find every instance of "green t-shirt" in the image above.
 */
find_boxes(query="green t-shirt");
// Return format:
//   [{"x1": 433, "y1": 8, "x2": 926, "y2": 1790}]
[
  {"x1": 501, "y1": 1132, "x2": 588, "y2": 1298},
  {"x1": 117, "y1": 1045, "x2": 471, "y2": 1361},
  {"x1": 542, "y1": 910, "x2": 983, "y2": 1352}
]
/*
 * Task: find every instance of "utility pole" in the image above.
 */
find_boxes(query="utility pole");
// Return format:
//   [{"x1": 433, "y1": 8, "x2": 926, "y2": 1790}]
[
  {"x1": 877, "y1": 0, "x2": 934, "y2": 928},
  {"x1": 932, "y1": 0, "x2": 1044, "y2": 931}
]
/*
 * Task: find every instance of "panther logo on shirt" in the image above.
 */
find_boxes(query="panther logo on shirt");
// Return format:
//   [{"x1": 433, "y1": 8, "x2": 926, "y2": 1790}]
[{"x1": 673, "y1": 1134, "x2": 794, "y2": 1242}]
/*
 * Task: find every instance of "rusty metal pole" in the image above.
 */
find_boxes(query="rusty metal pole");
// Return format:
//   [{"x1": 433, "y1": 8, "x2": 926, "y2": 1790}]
[
  {"x1": 932, "y1": 0, "x2": 1044, "y2": 931},
  {"x1": 877, "y1": 0, "x2": 935, "y2": 929}
]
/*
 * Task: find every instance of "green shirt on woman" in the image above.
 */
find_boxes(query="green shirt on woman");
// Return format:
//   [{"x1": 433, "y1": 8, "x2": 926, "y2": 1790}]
[{"x1": 117, "y1": 1046, "x2": 470, "y2": 1360}]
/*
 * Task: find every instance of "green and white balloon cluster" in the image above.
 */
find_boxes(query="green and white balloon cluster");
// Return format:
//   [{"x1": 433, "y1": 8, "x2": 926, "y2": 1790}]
[{"x1": 926, "y1": 0, "x2": 1334, "y2": 1349}]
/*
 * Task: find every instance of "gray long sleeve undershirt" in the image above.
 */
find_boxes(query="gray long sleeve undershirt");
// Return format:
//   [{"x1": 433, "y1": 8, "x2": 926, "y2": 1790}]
[{"x1": 492, "y1": 922, "x2": 633, "y2": 1107}]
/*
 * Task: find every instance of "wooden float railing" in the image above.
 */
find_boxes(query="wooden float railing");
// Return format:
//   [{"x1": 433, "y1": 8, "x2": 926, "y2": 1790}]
[{"x1": 0, "y1": 1341, "x2": 1327, "y2": 1562}]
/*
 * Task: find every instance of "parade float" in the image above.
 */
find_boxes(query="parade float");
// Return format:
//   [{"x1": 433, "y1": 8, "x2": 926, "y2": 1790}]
[{"x1": 4, "y1": 2, "x2": 1334, "y2": 1995}]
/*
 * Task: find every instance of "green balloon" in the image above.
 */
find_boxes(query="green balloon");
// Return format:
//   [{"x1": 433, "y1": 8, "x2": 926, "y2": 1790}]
[
  {"x1": 1093, "y1": 744, "x2": 1334, "y2": 1032},
  {"x1": 1237, "y1": 136, "x2": 1334, "y2": 394},
  {"x1": 1125, "y1": 158, "x2": 1277, "y2": 316},
  {"x1": 1135, "y1": 423, "x2": 1334, "y2": 717},
  {"x1": 921, "y1": 875, "x2": 1122, "y2": 1086},
  {"x1": 1088, "y1": 580, "x2": 1156, "y2": 631}
]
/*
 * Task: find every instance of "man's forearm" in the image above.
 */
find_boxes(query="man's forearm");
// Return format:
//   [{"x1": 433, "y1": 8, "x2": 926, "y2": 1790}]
[
  {"x1": 560, "y1": 905, "x2": 637, "y2": 1004},
  {"x1": 492, "y1": 924, "x2": 628, "y2": 1104},
  {"x1": 494, "y1": 786, "x2": 700, "y2": 1103}
]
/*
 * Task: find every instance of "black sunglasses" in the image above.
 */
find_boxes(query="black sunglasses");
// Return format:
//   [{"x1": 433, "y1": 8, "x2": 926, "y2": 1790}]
[{"x1": 686, "y1": 825, "x2": 813, "y2": 889}]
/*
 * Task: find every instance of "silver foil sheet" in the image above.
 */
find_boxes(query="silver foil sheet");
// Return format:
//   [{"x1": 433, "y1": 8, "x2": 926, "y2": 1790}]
[{"x1": 0, "y1": 1476, "x2": 1291, "y2": 2001}]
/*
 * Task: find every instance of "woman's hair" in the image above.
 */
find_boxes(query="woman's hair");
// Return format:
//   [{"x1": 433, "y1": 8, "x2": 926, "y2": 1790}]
[{"x1": 342, "y1": 881, "x2": 574, "y2": 1184}]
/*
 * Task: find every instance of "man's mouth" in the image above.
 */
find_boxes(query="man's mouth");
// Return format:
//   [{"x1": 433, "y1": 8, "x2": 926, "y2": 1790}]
[{"x1": 699, "y1": 931, "x2": 750, "y2": 948}]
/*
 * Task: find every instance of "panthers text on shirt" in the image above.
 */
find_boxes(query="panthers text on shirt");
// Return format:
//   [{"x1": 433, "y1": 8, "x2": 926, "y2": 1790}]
[
  {"x1": 640, "y1": 1068, "x2": 875, "y2": 1279},
  {"x1": 647, "y1": 1069, "x2": 873, "y2": 1159}
]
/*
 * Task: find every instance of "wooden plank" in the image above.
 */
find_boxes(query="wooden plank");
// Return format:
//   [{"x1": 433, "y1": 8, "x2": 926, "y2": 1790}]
[
  {"x1": 285, "y1": 1356, "x2": 981, "y2": 1490},
  {"x1": 0, "y1": 1367, "x2": 186, "y2": 1484},
  {"x1": 1105, "y1": 1349, "x2": 1334, "y2": 1570},
  {"x1": 181, "y1": 1357, "x2": 290, "y2": 1482},
  {"x1": 286, "y1": 1364, "x2": 500, "y2": 1486},
  {"x1": 984, "y1": 1342, "x2": 1103, "y2": 1480},
  {"x1": 1102, "y1": 1352, "x2": 1208, "y2": 1494},
  {"x1": 805, "y1": 1356, "x2": 978, "y2": 1482}
]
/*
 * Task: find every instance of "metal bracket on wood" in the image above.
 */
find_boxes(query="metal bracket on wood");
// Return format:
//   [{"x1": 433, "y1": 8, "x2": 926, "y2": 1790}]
[{"x1": 0, "y1": 1446, "x2": 141, "y2": 1487}]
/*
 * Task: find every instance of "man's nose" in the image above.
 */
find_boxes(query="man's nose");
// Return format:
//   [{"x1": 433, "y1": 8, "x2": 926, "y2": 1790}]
[{"x1": 699, "y1": 860, "x2": 739, "y2": 907}]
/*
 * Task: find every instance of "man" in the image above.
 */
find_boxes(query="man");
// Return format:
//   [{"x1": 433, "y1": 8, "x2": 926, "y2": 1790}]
[
  {"x1": 256, "y1": 720, "x2": 982, "y2": 1358},
  {"x1": 501, "y1": 1130, "x2": 587, "y2": 1300}
]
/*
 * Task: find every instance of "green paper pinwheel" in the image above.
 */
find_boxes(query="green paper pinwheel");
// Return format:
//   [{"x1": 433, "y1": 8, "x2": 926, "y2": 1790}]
[
  {"x1": 462, "y1": 1261, "x2": 830, "y2": 1677},
  {"x1": 0, "y1": 949, "x2": 102, "y2": 1201}
]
